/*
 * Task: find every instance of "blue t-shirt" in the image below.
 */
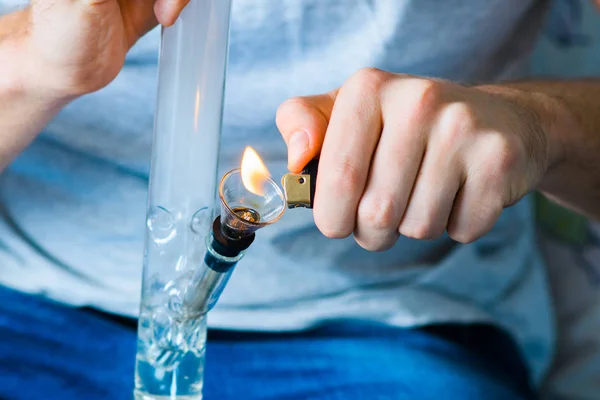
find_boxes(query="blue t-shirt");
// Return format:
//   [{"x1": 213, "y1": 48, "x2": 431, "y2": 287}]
[{"x1": 0, "y1": 0, "x2": 554, "y2": 383}]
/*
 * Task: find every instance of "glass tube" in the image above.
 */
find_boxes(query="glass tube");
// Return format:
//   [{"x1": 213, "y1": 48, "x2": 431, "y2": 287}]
[{"x1": 133, "y1": 0, "x2": 232, "y2": 399}]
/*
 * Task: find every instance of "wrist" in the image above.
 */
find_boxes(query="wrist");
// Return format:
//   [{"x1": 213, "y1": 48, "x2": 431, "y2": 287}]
[
  {"x1": 476, "y1": 84, "x2": 570, "y2": 182},
  {"x1": 0, "y1": 10, "x2": 75, "y2": 109},
  {"x1": 0, "y1": 37, "x2": 72, "y2": 171}
]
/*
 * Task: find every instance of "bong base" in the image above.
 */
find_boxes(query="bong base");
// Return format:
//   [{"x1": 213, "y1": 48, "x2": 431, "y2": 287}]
[{"x1": 134, "y1": 390, "x2": 202, "y2": 400}]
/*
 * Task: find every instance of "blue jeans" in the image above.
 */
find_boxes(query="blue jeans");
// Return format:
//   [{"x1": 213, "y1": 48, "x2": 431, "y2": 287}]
[{"x1": 0, "y1": 286, "x2": 535, "y2": 400}]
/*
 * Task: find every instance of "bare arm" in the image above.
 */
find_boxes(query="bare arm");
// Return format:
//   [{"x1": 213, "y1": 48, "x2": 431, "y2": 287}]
[
  {"x1": 0, "y1": 0, "x2": 188, "y2": 172},
  {"x1": 0, "y1": 9, "x2": 71, "y2": 171},
  {"x1": 493, "y1": 79, "x2": 600, "y2": 220}
]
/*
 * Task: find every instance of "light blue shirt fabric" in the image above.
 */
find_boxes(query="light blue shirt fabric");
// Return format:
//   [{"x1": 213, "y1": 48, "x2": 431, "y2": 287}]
[{"x1": 0, "y1": 0, "x2": 556, "y2": 384}]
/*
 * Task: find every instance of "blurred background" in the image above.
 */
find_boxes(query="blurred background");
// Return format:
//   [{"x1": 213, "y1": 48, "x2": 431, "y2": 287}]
[
  {"x1": 531, "y1": 0, "x2": 600, "y2": 77},
  {"x1": 532, "y1": 2, "x2": 600, "y2": 399}
]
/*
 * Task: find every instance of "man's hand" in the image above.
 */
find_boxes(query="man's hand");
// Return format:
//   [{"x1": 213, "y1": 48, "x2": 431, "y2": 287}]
[
  {"x1": 14, "y1": 0, "x2": 188, "y2": 100},
  {"x1": 277, "y1": 69, "x2": 565, "y2": 251},
  {"x1": 0, "y1": 0, "x2": 188, "y2": 170}
]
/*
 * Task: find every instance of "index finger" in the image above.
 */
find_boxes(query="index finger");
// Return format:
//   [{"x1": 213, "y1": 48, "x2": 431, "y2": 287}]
[{"x1": 313, "y1": 69, "x2": 386, "y2": 238}]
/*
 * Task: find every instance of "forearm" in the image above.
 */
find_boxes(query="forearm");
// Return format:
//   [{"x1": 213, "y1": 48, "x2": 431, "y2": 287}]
[
  {"x1": 0, "y1": 9, "x2": 72, "y2": 171},
  {"x1": 478, "y1": 79, "x2": 600, "y2": 220}
]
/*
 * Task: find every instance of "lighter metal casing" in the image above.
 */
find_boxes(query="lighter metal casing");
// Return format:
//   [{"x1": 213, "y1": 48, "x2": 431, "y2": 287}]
[{"x1": 282, "y1": 159, "x2": 318, "y2": 209}]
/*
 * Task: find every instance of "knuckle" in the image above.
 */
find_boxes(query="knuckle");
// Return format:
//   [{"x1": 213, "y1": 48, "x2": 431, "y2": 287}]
[
  {"x1": 448, "y1": 200, "x2": 503, "y2": 243},
  {"x1": 493, "y1": 138, "x2": 520, "y2": 175},
  {"x1": 400, "y1": 223, "x2": 432, "y2": 240},
  {"x1": 448, "y1": 228, "x2": 477, "y2": 244},
  {"x1": 479, "y1": 135, "x2": 519, "y2": 183},
  {"x1": 437, "y1": 102, "x2": 476, "y2": 144},
  {"x1": 400, "y1": 222, "x2": 441, "y2": 241},
  {"x1": 356, "y1": 236, "x2": 395, "y2": 252},
  {"x1": 315, "y1": 218, "x2": 352, "y2": 239},
  {"x1": 412, "y1": 79, "x2": 444, "y2": 112},
  {"x1": 358, "y1": 193, "x2": 399, "y2": 231},
  {"x1": 347, "y1": 67, "x2": 390, "y2": 94},
  {"x1": 399, "y1": 209, "x2": 446, "y2": 240},
  {"x1": 276, "y1": 97, "x2": 311, "y2": 123}
]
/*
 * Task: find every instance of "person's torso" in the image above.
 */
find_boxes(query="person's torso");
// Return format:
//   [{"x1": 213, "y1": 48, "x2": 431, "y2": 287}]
[{"x1": 0, "y1": 3, "x2": 552, "y2": 378}]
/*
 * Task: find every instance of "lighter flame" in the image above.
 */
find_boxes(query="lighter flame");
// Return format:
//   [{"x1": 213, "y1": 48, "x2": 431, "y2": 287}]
[{"x1": 241, "y1": 146, "x2": 271, "y2": 196}]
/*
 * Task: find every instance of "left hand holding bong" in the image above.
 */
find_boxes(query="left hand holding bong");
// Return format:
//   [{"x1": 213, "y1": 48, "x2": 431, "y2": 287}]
[{"x1": 276, "y1": 68, "x2": 563, "y2": 251}]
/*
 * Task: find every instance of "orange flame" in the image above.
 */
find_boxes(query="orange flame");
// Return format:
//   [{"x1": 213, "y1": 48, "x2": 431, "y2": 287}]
[{"x1": 241, "y1": 146, "x2": 270, "y2": 196}]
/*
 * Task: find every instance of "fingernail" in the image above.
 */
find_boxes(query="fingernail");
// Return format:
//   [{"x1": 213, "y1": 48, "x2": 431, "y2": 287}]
[{"x1": 288, "y1": 131, "x2": 309, "y2": 168}]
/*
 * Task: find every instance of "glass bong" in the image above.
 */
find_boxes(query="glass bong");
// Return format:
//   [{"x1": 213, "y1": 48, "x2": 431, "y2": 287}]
[{"x1": 132, "y1": 1, "x2": 285, "y2": 399}]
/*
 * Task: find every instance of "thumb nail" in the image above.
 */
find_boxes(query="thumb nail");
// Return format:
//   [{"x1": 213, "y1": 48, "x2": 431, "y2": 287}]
[{"x1": 288, "y1": 131, "x2": 309, "y2": 169}]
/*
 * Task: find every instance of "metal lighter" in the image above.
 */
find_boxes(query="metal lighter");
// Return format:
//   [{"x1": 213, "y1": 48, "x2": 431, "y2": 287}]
[{"x1": 281, "y1": 159, "x2": 319, "y2": 209}]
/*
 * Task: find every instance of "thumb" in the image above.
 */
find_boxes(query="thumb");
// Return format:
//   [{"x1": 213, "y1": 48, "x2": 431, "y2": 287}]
[{"x1": 276, "y1": 90, "x2": 338, "y2": 173}]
